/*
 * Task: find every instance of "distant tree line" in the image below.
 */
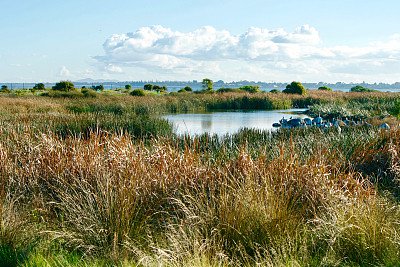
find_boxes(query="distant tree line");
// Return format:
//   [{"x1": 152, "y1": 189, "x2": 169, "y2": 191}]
[{"x1": 0, "y1": 79, "x2": 383, "y2": 98}]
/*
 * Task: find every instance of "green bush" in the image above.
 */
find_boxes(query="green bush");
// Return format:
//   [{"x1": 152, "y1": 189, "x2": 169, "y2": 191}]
[
  {"x1": 130, "y1": 89, "x2": 146, "y2": 96},
  {"x1": 318, "y1": 86, "x2": 332, "y2": 91},
  {"x1": 350, "y1": 85, "x2": 377, "y2": 92},
  {"x1": 283, "y1": 81, "x2": 307, "y2": 95},
  {"x1": 183, "y1": 86, "x2": 193, "y2": 92},
  {"x1": 52, "y1": 81, "x2": 75, "y2": 92},
  {"x1": 81, "y1": 88, "x2": 97, "y2": 98},
  {"x1": 144, "y1": 83, "x2": 153, "y2": 91},
  {"x1": 41, "y1": 90, "x2": 83, "y2": 98},
  {"x1": 238, "y1": 85, "x2": 261, "y2": 93},
  {"x1": 0, "y1": 85, "x2": 11, "y2": 93},
  {"x1": 216, "y1": 87, "x2": 238, "y2": 93}
]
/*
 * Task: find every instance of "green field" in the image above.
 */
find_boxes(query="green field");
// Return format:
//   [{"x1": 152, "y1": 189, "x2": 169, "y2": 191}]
[{"x1": 1, "y1": 90, "x2": 400, "y2": 266}]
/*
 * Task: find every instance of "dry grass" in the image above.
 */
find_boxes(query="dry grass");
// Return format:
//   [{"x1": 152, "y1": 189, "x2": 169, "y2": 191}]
[
  {"x1": 0, "y1": 121, "x2": 400, "y2": 265},
  {"x1": 1, "y1": 94, "x2": 400, "y2": 265}
]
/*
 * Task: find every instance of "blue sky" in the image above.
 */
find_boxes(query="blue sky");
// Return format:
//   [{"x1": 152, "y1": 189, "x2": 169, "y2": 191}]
[{"x1": 1, "y1": 0, "x2": 400, "y2": 83}]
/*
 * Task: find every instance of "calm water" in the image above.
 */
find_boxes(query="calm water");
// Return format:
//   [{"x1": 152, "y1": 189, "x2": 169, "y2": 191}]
[{"x1": 163, "y1": 109, "x2": 310, "y2": 136}]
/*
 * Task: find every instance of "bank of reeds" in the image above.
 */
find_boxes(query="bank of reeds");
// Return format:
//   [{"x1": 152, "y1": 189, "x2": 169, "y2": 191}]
[
  {"x1": 2, "y1": 91, "x2": 399, "y2": 118},
  {"x1": 1, "y1": 120, "x2": 400, "y2": 265},
  {"x1": 308, "y1": 91, "x2": 400, "y2": 119}
]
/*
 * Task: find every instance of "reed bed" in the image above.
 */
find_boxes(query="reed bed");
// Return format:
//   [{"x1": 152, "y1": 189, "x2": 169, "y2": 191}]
[
  {"x1": 0, "y1": 121, "x2": 400, "y2": 265},
  {"x1": 1, "y1": 93, "x2": 400, "y2": 265},
  {"x1": 2, "y1": 91, "x2": 399, "y2": 117}
]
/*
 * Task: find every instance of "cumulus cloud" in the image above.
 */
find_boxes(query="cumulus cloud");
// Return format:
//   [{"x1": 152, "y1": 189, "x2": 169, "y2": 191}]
[
  {"x1": 105, "y1": 64, "x2": 123, "y2": 73},
  {"x1": 59, "y1": 66, "x2": 71, "y2": 77},
  {"x1": 94, "y1": 25, "x2": 400, "y2": 81}
]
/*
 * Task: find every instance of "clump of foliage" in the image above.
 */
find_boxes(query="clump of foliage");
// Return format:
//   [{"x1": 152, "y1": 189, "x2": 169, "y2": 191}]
[
  {"x1": 130, "y1": 89, "x2": 146, "y2": 96},
  {"x1": 201, "y1": 78, "x2": 214, "y2": 93},
  {"x1": 52, "y1": 81, "x2": 75, "y2": 92},
  {"x1": 184, "y1": 86, "x2": 193, "y2": 92},
  {"x1": 283, "y1": 81, "x2": 307, "y2": 95},
  {"x1": 392, "y1": 99, "x2": 400, "y2": 118},
  {"x1": 144, "y1": 83, "x2": 154, "y2": 91},
  {"x1": 269, "y1": 89, "x2": 280, "y2": 94},
  {"x1": 32, "y1": 83, "x2": 45, "y2": 92},
  {"x1": 125, "y1": 84, "x2": 132, "y2": 90},
  {"x1": 238, "y1": 85, "x2": 261, "y2": 93},
  {"x1": 92, "y1": 85, "x2": 104, "y2": 91},
  {"x1": 350, "y1": 85, "x2": 377, "y2": 92},
  {"x1": 0, "y1": 85, "x2": 10, "y2": 93},
  {"x1": 153, "y1": 85, "x2": 167, "y2": 93},
  {"x1": 216, "y1": 87, "x2": 237, "y2": 93},
  {"x1": 318, "y1": 86, "x2": 332, "y2": 91},
  {"x1": 81, "y1": 88, "x2": 97, "y2": 98},
  {"x1": 178, "y1": 86, "x2": 193, "y2": 93}
]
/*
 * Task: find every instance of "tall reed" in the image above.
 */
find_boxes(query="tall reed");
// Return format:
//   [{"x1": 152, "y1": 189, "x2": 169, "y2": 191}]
[{"x1": 0, "y1": 122, "x2": 399, "y2": 265}]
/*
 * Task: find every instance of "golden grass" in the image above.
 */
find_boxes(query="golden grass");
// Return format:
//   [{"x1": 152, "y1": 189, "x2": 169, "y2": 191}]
[
  {"x1": 0, "y1": 121, "x2": 399, "y2": 265},
  {"x1": 1, "y1": 93, "x2": 400, "y2": 265}
]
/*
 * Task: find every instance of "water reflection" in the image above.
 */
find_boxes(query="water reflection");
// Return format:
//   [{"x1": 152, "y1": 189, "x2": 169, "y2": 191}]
[{"x1": 163, "y1": 109, "x2": 310, "y2": 136}]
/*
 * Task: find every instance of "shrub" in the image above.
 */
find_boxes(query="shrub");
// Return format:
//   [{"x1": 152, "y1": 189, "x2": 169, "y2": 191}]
[
  {"x1": 130, "y1": 89, "x2": 146, "y2": 96},
  {"x1": 269, "y1": 89, "x2": 280, "y2": 94},
  {"x1": 183, "y1": 86, "x2": 193, "y2": 92},
  {"x1": 216, "y1": 87, "x2": 238, "y2": 93},
  {"x1": 283, "y1": 81, "x2": 306, "y2": 95},
  {"x1": 53, "y1": 81, "x2": 75, "y2": 92},
  {"x1": 92, "y1": 85, "x2": 104, "y2": 91},
  {"x1": 202, "y1": 78, "x2": 213, "y2": 91},
  {"x1": 350, "y1": 85, "x2": 377, "y2": 92},
  {"x1": 144, "y1": 83, "x2": 153, "y2": 91},
  {"x1": 81, "y1": 88, "x2": 97, "y2": 98},
  {"x1": 153, "y1": 85, "x2": 167, "y2": 93},
  {"x1": 0, "y1": 85, "x2": 10, "y2": 93},
  {"x1": 238, "y1": 85, "x2": 261, "y2": 93},
  {"x1": 318, "y1": 86, "x2": 332, "y2": 91}
]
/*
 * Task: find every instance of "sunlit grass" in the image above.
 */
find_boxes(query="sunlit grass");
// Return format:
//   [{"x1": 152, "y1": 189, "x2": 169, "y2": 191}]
[{"x1": 1, "y1": 92, "x2": 400, "y2": 265}]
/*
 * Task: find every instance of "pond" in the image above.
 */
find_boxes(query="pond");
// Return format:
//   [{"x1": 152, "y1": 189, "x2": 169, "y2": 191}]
[{"x1": 162, "y1": 109, "x2": 310, "y2": 136}]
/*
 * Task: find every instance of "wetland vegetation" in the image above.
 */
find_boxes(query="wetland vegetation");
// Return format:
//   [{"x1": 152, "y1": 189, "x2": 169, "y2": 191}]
[{"x1": 1, "y1": 82, "x2": 400, "y2": 266}]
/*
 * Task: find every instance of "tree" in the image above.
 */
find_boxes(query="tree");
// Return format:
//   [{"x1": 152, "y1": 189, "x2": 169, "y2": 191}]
[
  {"x1": 153, "y1": 85, "x2": 161, "y2": 92},
  {"x1": 33, "y1": 83, "x2": 45, "y2": 91},
  {"x1": 318, "y1": 86, "x2": 332, "y2": 91},
  {"x1": 130, "y1": 89, "x2": 146, "y2": 96},
  {"x1": 238, "y1": 85, "x2": 261, "y2": 93},
  {"x1": 283, "y1": 81, "x2": 306, "y2": 95},
  {"x1": 183, "y1": 86, "x2": 193, "y2": 92},
  {"x1": 202, "y1": 78, "x2": 213, "y2": 92},
  {"x1": 144, "y1": 83, "x2": 153, "y2": 91},
  {"x1": 152, "y1": 85, "x2": 167, "y2": 93},
  {"x1": 53, "y1": 81, "x2": 75, "y2": 92},
  {"x1": 217, "y1": 87, "x2": 236, "y2": 93},
  {"x1": 350, "y1": 85, "x2": 376, "y2": 92},
  {"x1": 0, "y1": 85, "x2": 9, "y2": 93},
  {"x1": 92, "y1": 85, "x2": 104, "y2": 91},
  {"x1": 125, "y1": 84, "x2": 131, "y2": 90}
]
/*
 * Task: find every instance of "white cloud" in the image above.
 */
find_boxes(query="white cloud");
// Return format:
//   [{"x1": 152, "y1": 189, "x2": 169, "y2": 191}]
[
  {"x1": 59, "y1": 66, "x2": 71, "y2": 77},
  {"x1": 105, "y1": 64, "x2": 123, "y2": 73},
  {"x1": 94, "y1": 25, "x2": 400, "y2": 82}
]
